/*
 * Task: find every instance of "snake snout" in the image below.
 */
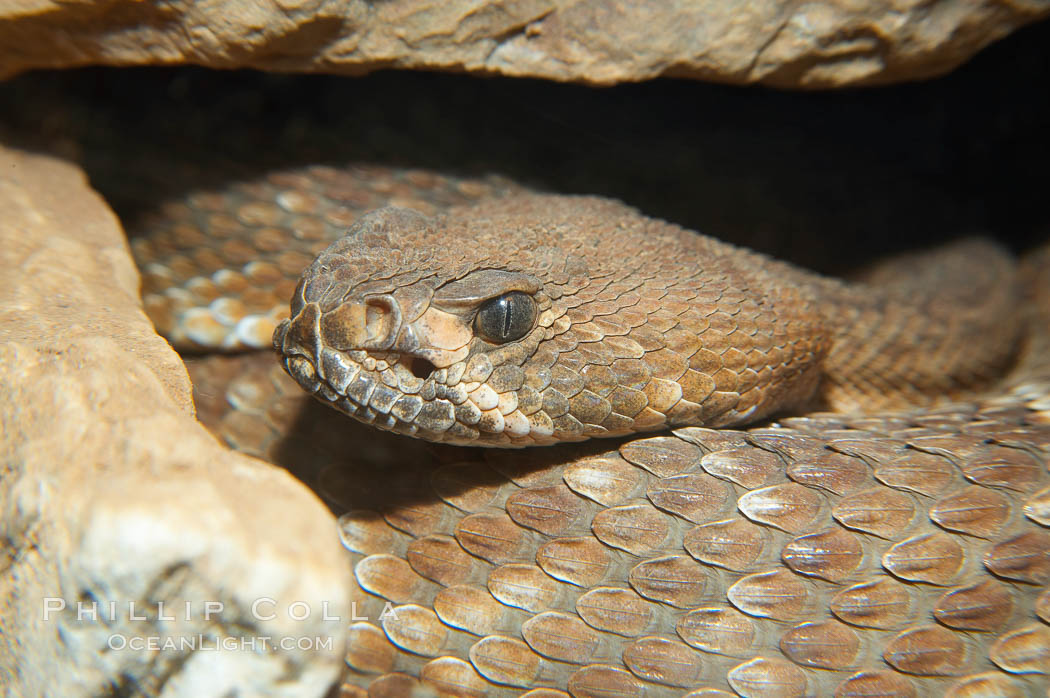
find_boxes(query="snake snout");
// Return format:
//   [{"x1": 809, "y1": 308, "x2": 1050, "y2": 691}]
[{"x1": 272, "y1": 306, "x2": 324, "y2": 394}]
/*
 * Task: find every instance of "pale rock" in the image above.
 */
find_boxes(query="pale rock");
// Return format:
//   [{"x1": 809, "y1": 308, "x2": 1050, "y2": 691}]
[{"x1": 0, "y1": 146, "x2": 351, "y2": 698}]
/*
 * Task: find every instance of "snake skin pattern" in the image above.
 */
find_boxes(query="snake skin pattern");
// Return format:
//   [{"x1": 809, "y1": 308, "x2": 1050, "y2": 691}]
[{"x1": 133, "y1": 167, "x2": 1050, "y2": 696}]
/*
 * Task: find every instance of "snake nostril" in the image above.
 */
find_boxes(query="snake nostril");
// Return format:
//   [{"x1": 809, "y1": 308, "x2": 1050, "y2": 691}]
[
  {"x1": 362, "y1": 294, "x2": 401, "y2": 351},
  {"x1": 320, "y1": 294, "x2": 402, "y2": 351},
  {"x1": 364, "y1": 300, "x2": 390, "y2": 344},
  {"x1": 410, "y1": 357, "x2": 437, "y2": 380}
]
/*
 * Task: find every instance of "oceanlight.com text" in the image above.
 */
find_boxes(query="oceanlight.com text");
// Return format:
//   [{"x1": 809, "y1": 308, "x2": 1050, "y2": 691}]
[{"x1": 106, "y1": 634, "x2": 335, "y2": 653}]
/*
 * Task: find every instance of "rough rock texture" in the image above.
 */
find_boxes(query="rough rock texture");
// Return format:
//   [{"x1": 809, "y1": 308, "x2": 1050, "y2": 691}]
[
  {"x1": 0, "y1": 0, "x2": 1047, "y2": 87},
  {"x1": 0, "y1": 145, "x2": 351, "y2": 698}
]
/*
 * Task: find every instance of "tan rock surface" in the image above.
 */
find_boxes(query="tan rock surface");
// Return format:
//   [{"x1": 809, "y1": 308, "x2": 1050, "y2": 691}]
[
  {"x1": 0, "y1": 0, "x2": 1047, "y2": 87},
  {"x1": 0, "y1": 145, "x2": 351, "y2": 697}
]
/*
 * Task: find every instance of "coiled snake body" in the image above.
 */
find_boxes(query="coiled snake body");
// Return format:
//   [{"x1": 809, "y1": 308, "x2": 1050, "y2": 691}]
[{"x1": 135, "y1": 168, "x2": 1050, "y2": 696}]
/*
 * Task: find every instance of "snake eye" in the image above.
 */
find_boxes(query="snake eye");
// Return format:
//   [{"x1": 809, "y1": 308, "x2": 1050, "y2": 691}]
[{"x1": 474, "y1": 292, "x2": 537, "y2": 344}]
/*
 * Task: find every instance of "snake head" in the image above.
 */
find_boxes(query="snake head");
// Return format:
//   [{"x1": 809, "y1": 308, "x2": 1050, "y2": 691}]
[{"x1": 274, "y1": 194, "x2": 828, "y2": 446}]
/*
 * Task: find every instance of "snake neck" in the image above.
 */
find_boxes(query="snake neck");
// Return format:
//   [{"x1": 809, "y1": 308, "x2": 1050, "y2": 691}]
[{"x1": 816, "y1": 238, "x2": 1023, "y2": 413}]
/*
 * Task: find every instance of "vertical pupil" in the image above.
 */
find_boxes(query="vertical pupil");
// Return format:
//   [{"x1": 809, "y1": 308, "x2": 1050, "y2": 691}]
[{"x1": 502, "y1": 297, "x2": 512, "y2": 337}]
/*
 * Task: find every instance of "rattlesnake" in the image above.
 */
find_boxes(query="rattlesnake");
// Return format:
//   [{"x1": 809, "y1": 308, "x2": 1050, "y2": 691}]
[{"x1": 134, "y1": 167, "x2": 1050, "y2": 696}]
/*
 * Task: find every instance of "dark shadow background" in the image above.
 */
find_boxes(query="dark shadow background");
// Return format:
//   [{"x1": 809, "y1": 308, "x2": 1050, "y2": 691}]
[{"x1": 1, "y1": 19, "x2": 1047, "y2": 277}]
